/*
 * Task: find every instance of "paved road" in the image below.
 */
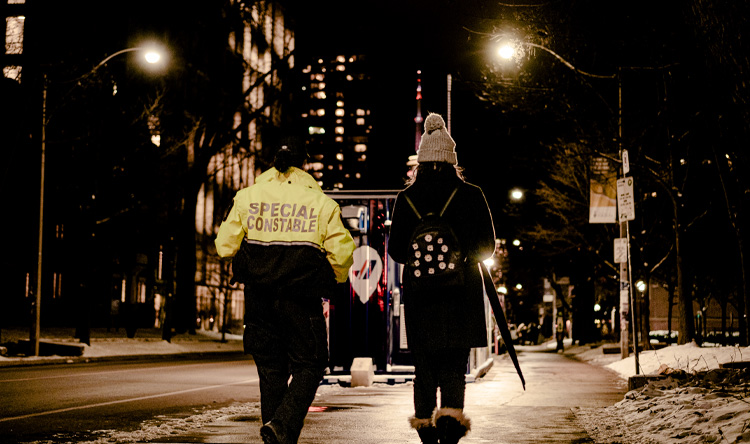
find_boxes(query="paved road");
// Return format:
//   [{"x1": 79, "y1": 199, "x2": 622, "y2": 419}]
[
  {"x1": 0, "y1": 355, "x2": 259, "y2": 444},
  {"x1": 146, "y1": 346, "x2": 627, "y2": 444}
]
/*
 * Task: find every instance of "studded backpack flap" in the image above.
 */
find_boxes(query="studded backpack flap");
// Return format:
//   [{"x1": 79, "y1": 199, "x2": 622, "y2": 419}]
[{"x1": 403, "y1": 187, "x2": 465, "y2": 290}]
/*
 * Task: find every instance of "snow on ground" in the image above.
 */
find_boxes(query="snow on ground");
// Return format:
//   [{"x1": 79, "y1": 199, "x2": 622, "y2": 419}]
[
  {"x1": 575, "y1": 343, "x2": 750, "y2": 444},
  {"x1": 0, "y1": 330, "x2": 244, "y2": 364},
  {"x1": 605, "y1": 342, "x2": 749, "y2": 379},
  {"x1": 62, "y1": 402, "x2": 262, "y2": 444}
]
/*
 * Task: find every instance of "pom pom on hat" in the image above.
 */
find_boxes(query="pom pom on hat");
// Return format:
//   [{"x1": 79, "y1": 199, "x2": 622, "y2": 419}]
[
  {"x1": 424, "y1": 113, "x2": 445, "y2": 132},
  {"x1": 418, "y1": 113, "x2": 457, "y2": 165}
]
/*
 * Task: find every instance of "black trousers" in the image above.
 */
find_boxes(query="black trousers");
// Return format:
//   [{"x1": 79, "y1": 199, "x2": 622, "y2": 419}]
[
  {"x1": 411, "y1": 347, "x2": 470, "y2": 420},
  {"x1": 244, "y1": 289, "x2": 328, "y2": 443}
]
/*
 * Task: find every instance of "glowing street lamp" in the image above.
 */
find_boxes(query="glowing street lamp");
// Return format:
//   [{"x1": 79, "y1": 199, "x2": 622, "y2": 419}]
[
  {"x1": 495, "y1": 39, "x2": 615, "y2": 80},
  {"x1": 144, "y1": 50, "x2": 162, "y2": 64},
  {"x1": 510, "y1": 188, "x2": 524, "y2": 201},
  {"x1": 32, "y1": 45, "x2": 167, "y2": 356},
  {"x1": 492, "y1": 36, "x2": 639, "y2": 364},
  {"x1": 636, "y1": 280, "x2": 647, "y2": 293},
  {"x1": 498, "y1": 43, "x2": 515, "y2": 60}
]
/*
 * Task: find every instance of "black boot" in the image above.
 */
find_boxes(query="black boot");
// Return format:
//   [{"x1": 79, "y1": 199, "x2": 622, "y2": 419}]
[
  {"x1": 409, "y1": 416, "x2": 439, "y2": 444},
  {"x1": 433, "y1": 408, "x2": 471, "y2": 444},
  {"x1": 260, "y1": 420, "x2": 288, "y2": 444}
]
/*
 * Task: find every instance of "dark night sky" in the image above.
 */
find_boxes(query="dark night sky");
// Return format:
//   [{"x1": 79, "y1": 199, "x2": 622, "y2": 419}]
[
  {"x1": 292, "y1": 0, "x2": 517, "y2": 217},
  {"x1": 23, "y1": 0, "x2": 699, "y2": 237}
]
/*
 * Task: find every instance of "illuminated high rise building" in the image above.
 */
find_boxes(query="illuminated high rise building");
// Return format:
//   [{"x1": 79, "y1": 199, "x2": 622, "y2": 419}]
[{"x1": 299, "y1": 54, "x2": 373, "y2": 190}]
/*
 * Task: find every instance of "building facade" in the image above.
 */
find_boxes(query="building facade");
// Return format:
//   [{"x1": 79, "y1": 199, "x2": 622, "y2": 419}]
[
  {"x1": 0, "y1": 0, "x2": 296, "y2": 335},
  {"x1": 194, "y1": 0, "x2": 296, "y2": 333},
  {"x1": 298, "y1": 54, "x2": 374, "y2": 190}
]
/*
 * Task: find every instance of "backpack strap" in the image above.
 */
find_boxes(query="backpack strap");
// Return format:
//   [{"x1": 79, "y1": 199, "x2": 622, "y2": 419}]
[
  {"x1": 403, "y1": 186, "x2": 460, "y2": 220},
  {"x1": 403, "y1": 193, "x2": 422, "y2": 220},
  {"x1": 439, "y1": 187, "x2": 460, "y2": 217}
]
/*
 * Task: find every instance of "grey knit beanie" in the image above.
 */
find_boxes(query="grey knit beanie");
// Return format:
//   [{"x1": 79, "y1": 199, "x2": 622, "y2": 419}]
[{"x1": 417, "y1": 113, "x2": 457, "y2": 165}]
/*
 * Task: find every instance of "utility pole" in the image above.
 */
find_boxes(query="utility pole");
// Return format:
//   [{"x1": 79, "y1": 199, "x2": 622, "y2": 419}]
[
  {"x1": 617, "y1": 68, "x2": 639, "y2": 374},
  {"x1": 32, "y1": 74, "x2": 48, "y2": 357}
]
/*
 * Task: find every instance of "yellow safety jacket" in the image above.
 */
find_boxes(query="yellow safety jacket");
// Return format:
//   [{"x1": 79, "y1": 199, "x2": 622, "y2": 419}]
[{"x1": 215, "y1": 167, "x2": 355, "y2": 292}]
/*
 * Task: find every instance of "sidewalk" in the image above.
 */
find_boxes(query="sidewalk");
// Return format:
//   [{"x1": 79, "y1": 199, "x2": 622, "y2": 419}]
[
  {"x1": 0, "y1": 327, "x2": 244, "y2": 367},
  {"x1": 131, "y1": 339, "x2": 623, "y2": 444}
]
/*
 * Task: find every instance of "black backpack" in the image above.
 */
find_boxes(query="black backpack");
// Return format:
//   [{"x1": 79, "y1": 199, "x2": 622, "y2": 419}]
[{"x1": 403, "y1": 187, "x2": 464, "y2": 289}]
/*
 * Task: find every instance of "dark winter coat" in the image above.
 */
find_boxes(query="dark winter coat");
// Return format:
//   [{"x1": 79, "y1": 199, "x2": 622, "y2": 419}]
[{"x1": 388, "y1": 167, "x2": 495, "y2": 353}]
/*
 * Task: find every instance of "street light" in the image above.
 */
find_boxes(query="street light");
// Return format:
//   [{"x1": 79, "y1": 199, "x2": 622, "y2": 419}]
[
  {"x1": 510, "y1": 188, "x2": 524, "y2": 201},
  {"x1": 494, "y1": 37, "x2": 637, "y2": 364},
  {"x1": 498, "y1": 43, "x2": 515, "y2": 60},
  {"x1": 32, "y1": 46, "x2": 166, "y2": 356},
  {"x1": 636, "y1": 280, "x2": 647, "y2": 293},
  {"x1": 494, "y1": 40, "x2": 616, "y2": 80},
  {"x1": 90, "y1": 45, "x2": 167, "y2": 72}
]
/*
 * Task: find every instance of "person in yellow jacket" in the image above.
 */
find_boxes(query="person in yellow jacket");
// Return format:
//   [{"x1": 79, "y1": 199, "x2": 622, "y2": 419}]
[{"x1": 215, "y1": 142, "x2": 355, "y2": 444}]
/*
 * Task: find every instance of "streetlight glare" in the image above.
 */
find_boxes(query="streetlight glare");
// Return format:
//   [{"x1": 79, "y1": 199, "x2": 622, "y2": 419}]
[
  {"x1": 512, "y1": 239, "x2": 521, "y2": 247},
  {"x1": 498, "y1": 43, "x2": 515, "y2": 60},
  {"x1": 510, "y1": 188, "x2": 524, "y2": 201},
  {"x1": 144, "y1": 51, "x2": 161, "y2": 64},
  {"x1": 483, "y1": 258, "x2": 495, "y2": 267},
  {"x1": 636, "y1": 280, "x2": 647, "y2": 292}
]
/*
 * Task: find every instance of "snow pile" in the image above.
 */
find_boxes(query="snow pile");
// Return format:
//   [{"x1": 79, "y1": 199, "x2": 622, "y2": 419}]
[
  {"x1": 606, "y1": 342, "x2": 749, "y2": 378},
  {"x1": 75, "y1": 402, "x2": 262, "y2": 444},
  {"x1": 576, "y1": 343, "x2": 750, "y2": 444}
]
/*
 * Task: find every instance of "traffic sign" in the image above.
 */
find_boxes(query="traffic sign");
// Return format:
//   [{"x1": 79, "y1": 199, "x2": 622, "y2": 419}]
[
  {"x1": 617, "y1": 177, "x2": 635, "y2": 221},
  {"x1": 614, "y1": 238, "x2": 628, "y2": 263},
  {"x1": 348, "y1": 246, "x2": 383, "y2": 304}
]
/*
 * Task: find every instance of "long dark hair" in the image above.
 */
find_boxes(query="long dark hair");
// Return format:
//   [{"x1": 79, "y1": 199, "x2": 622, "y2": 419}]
[{"x1": 406, "y1": 162, "x2": 465, "y2": 185}]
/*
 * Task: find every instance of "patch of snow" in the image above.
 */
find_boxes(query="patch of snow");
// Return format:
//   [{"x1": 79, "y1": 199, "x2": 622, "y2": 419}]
[
  {"x1": 576, "y1": 343, "x2": 750, "y2": 444},
  {"x1": 606, "y1": 343, "x2": 750, "y2": 378}
]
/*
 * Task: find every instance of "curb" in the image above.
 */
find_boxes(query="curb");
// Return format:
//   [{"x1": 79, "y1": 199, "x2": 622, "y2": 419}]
[{"x1": 0, "y1": 348, "x2": 245, "y2": 369}]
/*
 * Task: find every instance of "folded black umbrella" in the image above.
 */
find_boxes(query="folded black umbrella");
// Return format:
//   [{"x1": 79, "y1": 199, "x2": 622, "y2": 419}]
[{"x1": 480, "y1": 262, "x2": 526, "y2": 390}]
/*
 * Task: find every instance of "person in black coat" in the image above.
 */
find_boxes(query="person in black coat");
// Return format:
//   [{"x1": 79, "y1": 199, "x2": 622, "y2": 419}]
[{"x1": 388, "y1": 113, "x2": 496, "y2": 444}]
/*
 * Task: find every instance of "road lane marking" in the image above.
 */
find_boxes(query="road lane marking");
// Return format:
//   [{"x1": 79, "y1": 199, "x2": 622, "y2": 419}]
[{"x1": 0, "y1": 378, "x2": 259, "y2": 422}]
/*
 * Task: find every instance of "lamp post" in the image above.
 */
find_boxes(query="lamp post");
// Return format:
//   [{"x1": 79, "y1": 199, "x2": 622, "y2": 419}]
[
  {"x1": 32, "y1": 46, "x2": 165, "y2": 356},
  {"x1": 495, "y1": 39, "x2": 638, "y2": 366}
]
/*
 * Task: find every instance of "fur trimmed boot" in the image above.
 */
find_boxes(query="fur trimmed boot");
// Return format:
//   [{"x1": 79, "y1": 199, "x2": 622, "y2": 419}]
[
  {"x1": 433, "y1": 408, "x2": 471, "y2": 444},
  {"x1": 409, "y1": 416, "x2": 439, "y2": 444}
]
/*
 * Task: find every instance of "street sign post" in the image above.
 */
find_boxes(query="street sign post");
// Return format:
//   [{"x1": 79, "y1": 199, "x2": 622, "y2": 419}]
[
  {"x1": 617, "y1": 177, "x2": 635, "y2": 221},
  {"x1": 614, "y1": 238, "x2": 628, "y2": 264}
]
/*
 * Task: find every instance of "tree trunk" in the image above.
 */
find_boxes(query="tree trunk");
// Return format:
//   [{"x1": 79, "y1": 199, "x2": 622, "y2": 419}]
[
  {"x1": 721, "y1": 301, "x2": 727, "y2": 344},
  {"x1": 675, "y1": 211, "x2": 694, "y2": 344},
  {"x1": 175, "y1": 186, "x2": 199, "y2": 335},
  {"x1": 667, "y1": 273, "x2": 674, "y2": 342},
  {"x1": 640, "y1": 278, "x2": 651, "y2": 350},
  {"x1": 736, "y1": 237, "x2": 748, "y2": 346},
  {"x1": 711, "y1": 146, "x2": 749, "y2": 346}
]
